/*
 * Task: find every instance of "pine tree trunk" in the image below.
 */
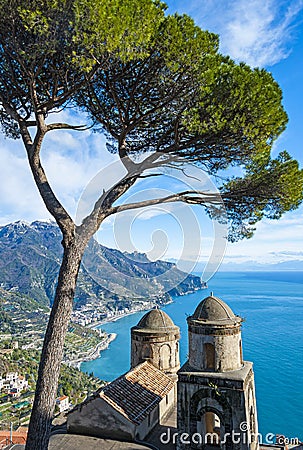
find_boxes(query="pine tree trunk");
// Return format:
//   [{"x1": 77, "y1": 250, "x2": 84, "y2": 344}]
[{"x1": 25, "y1": 239, "x2": 84, "y2": 450}]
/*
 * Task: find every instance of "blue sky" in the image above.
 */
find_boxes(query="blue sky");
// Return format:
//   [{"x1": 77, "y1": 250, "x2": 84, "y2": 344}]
[{"x1": 0, "y1": 0, "x2": 302, "y2": 271}]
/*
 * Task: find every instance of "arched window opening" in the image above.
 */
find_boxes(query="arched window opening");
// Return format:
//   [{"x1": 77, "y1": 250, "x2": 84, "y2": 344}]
[
  {"x1": 175, "y1": 342, "x2": 179, "y2": 366},
  {"x1": 203, "y1": 412, "x2": 221, "y2": 447},
  {"x1": 159, "y1": 344, "x2": 171, "y2": 370}
]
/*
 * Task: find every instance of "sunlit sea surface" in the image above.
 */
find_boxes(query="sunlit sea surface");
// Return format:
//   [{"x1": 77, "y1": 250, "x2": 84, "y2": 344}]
[{"x1": 81, "y1": 271, "x2": 303, "y2": 441}]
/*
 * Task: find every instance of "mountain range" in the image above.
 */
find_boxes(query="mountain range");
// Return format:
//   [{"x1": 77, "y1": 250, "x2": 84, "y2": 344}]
[{"x1": 0, "y1": 221, "x2": 204, "y2": 309}]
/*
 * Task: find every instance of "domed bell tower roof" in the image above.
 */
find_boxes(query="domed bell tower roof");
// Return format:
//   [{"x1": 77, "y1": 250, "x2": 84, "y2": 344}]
[
  {"x1": 136, "y1": 308, "x2": 178, "y2": 332},
  {"x1": 190, "y1": 293, "x2": 242, "y2": 325}
]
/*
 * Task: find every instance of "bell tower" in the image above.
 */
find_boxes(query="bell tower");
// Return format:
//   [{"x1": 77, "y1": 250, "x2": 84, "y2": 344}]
[
  {"x1": 131, "y1": 308, "x2": 180, "y2": 379},
  {"x1": 177, "y1": 294, "x2": 258, "y2": 450}
]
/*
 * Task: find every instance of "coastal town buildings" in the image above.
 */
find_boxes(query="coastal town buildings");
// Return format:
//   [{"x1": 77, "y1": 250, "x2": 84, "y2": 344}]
[
  {"x1": 0, "y1": 372, "x2": 28, "y2": 398},
  {"x1": 70, "y1": 300, "x2": 156, "y2": 328}
]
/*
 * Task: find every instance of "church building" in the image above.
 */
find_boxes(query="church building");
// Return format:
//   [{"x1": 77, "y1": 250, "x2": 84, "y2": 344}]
[
  {"x1": 67, "y1": 309, "x2": 179, "y2": 441},
  {"x1": 67, "y1": 294, "x2": 259, "y2": 450}
]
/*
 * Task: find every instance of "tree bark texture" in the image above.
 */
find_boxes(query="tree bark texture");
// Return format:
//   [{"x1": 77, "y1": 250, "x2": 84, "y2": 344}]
[{"x1": 25, "y1": 240, "x2": 84, "y2": 450}]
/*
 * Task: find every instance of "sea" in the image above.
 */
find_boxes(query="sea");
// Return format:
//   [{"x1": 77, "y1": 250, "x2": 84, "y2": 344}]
[{"x1": 81, "y1": 271, "x2": 303, "y2": 442}]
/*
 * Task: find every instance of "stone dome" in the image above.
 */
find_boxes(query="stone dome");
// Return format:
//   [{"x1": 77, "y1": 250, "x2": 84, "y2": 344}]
[
  {"x1": 192, "y1": 294, "x2": 239, "y2": 322},
  {"x1": 137, "y1": 309, "x2": 177, "y2": 331}
]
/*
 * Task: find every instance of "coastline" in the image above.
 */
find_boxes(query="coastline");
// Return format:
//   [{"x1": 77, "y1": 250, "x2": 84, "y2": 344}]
[
  {"x1": 70, "y1": 272, "x2": 303, "y2": 440},
  {"x1": 84, "y1": 285, "x2": 206, "y2": 331},
  {"x1": 69, "y1": 307, "x2": 157, "y2": 370},
  {"x1": 87, "y1": 303, "x2": 165, "y2": 330},
  {"x1": 67, "y1": 307, "x2": 156, "y2": 370},
  {"x1": 73, "y1": 287, "x2": 203, "y2": 370},
  {"x1": 65, "y1": 333, "x2": 117, "y2": 370}
]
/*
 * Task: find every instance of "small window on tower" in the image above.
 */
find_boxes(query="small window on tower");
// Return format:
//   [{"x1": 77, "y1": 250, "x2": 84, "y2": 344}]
[{"x1": 204, "y1": 343, "x2": 215, "y2": 370}]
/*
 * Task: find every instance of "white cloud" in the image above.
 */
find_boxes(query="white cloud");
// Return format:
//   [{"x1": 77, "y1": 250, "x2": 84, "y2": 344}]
[
  {"x1": 222, "y1": 206, "x2": 303, "y2": 263},
  {"x1": 169, "y1": 0, "x2": 303, "y2": 67},
  {"x1": 0, "y1": 109, "x2": 116, "y2": 224},
  {"x1": 270, "y1": 250, "x2": 303, "y2": 257},
  {"x1": 134, "y1": 207, "x2": 170, "y2": 221},
  {"x1": 0, "y1": 137, "x2": 49, "y2": 224},
  {"x1": 0, "y1": 6, "x2": 302, "y2": 268},
  {"x1": 222, "y1": 0, "x2": 303, "y2": 67}
]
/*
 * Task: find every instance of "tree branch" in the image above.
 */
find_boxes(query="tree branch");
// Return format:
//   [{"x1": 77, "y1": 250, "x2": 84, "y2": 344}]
[
  {"x1": 109, "y1": 190, "x2": 223, "y2": 215},
  {"x1": 78, "y1": 151, "x2": 195, "y2": 238},
  {"x1": 25, "y1": 120, "x2": 37, "y2": 127},
  {"x1": 46, "y1": 123, "x2": 91, "y2": 132},
  {"x1": 18, "y1": 116, "x2": 75, "y2": 239},
  {"x1": 78, "y1": 172, "x2": 139, "y2": 239}
]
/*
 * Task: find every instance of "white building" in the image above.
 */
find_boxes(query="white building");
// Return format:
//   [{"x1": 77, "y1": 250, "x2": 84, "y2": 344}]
[
  {"x1": 6, "y1": 372, "x2": 18, "y2": 382},
  {"x1": 0, "y1": 372, "x2": 28, "y2": 394},
  {"x1": 56, "y1": 395, "x2": 70, "y2": 413}
]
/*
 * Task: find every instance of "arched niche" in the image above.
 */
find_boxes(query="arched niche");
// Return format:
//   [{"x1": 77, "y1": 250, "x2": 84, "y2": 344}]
[{"x1": 159, "y1": 343, "x2": 171, "y2": 370}]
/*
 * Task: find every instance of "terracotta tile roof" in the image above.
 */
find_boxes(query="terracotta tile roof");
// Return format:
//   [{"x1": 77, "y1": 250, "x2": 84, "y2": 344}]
[
  {"x1": 0, "y1": 430, "x2": 27, "y2": 446},
  {"x1": 99, "y1": 361, "x2": 175, "y2": 425},
  {"x1": 16, "y1": 427, "x2": 28, "y2": 433}
]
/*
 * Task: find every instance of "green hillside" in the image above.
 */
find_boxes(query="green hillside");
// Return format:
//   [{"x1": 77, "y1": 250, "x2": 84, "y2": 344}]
[{"x1": 0, "y1": 221, "x2": 204, "y2": 309}]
